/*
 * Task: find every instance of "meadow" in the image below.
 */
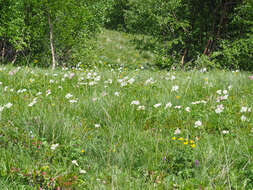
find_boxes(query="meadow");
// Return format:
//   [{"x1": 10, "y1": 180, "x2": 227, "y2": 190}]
[
  {"x1": 0, "y1": 64, "x2": 252, "y2": 189},
  {"x1": 0, "y1": 30, "x2": 253, "y2": 189}
]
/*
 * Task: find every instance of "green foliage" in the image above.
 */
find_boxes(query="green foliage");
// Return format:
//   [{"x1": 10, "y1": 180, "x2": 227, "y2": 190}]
[
  {"x1": 104, "y1": 0, "x2": 129, "y2": 31},
  {"x1": 105, "y1": 0, "x2": 253, "y2": 71},
  {"x1": 0, "y1": 0, "x2": 28, "y2": 62},
  {"x1": 0, "y1": 0, "x2": 110, "y2": 67},
  {"x1": 214, "y1": 38, "x2": 253, "y2": 70},
  {"x1": 213, "y1": 1, "x2": 253, "y2": 70}
]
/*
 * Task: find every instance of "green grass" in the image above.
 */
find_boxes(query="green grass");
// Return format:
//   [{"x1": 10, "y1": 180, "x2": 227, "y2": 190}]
[
  {"x1": 0, "y1": 64, "x2": 252, "y2": 189},
  {"x1": 96, "y1": 29, "x2": 154, "y2": 69}
]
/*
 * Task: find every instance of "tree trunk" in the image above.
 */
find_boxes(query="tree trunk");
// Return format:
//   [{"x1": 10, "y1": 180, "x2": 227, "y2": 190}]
[
  {"x1": 203, "y1": 39, "x2": 212, "y2": 55},
  {"x1": 11, "y1": 50, "x2": 18, "y2": 64},
  {"x1": 210, "y1": 1, "x2": 228, "y2": 54},
  {"x1": 48, "y1": 12, "x2": 56, "y2": 70},
  {"x1": 1, "y1": 40, "x2": 5, "y2": 62},
  {"x1": 181, "y1": 48, "x2": 187, "y2": 66}
]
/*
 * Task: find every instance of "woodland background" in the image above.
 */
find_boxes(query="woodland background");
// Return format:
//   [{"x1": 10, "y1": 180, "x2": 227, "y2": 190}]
[{"x1": 0, "y1": 0, "x2": 252, "y2": 70}]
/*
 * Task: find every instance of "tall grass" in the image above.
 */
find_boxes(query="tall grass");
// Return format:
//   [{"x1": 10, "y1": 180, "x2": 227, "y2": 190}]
[{"x1": 0, "y1": 64, "x2": 252, "y2": 189}]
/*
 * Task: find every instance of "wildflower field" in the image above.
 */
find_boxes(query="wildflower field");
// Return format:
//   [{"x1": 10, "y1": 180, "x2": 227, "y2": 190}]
[{"x1": 0, "y1": 64, "x2": 252, "y2": 189}]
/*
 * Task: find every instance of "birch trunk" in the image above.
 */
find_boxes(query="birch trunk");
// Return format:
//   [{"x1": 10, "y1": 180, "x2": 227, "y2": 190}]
[{"x1": 48, "y1": 12, "x2": 56, "y2": 70}]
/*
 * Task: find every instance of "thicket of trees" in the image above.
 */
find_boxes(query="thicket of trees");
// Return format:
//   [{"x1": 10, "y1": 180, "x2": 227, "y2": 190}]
[
  {"x1": 107, "y1": 0, "x2": 253, "y2": 70},
  {"x1": 1, "y1": 0, "x2": 253, "y2": 70},
  {"x1": 0, "y1": 0, "x2": 111, "y2": 67}
]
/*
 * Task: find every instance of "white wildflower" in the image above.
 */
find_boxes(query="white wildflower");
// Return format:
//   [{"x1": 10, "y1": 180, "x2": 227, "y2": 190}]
[
  {"x1": 17, "y1": 89, "x2": 27, "y2": 93},
  {"x1": 94, "y1": 76, "x2": 101, "y2": 82},
  {"x1": 241, "y1": 115, "x2": 246, "y2": 121},
  {"x1": 89, "y1": 81, "x2": 97, "y2": 86},
  {"x1": 185, "y1": 107, "x2": 190, "y2": 112},
  {"x1": 222, "y1": 130, "x2": 229, "y2": 134},
  {"x1": 192, "y1": 100, "x2": 207, "y2": 105},
  {"x1": 145, "y1": 78, "x2": 155, "y2": 85},
  {"x1": 0, "y1": 106, "x2": 4, "y2": 112},
  {"x1": 174, "y1": 128, "x2": 181, "y2": 135},
  {"x1": 217, "y1": 90, "x2": 222, "y2": 95},
  {"x1": 154, "y1": 103, "x2": 162, "y2": 108},
  {"x1": 172, "y1": 85, "x2": 179, "y2": 92},
  {"x1": 137, "y1": 105, "x2": 145, "y2": 110},
  {"x1": 201, "y1": 100, "x2": 207, "y2": 104},
  {"x1": 240, "y1": 107, "x2": 247, "y2": 113},
  {"x1": 215, "y1": 104, "x2": 224, "y2": 114},
  {"x1": 104, "y1": 79, "x2": 112, "y2": 84},
  {"x1": 128, "y1": 78, "x2": 135, "y2": 84},
  {"x1": 65, "y1": 93, "x2": 73, "y2": 99},
  {"x1": 200, "y1": 68, "x2": 207, "y2": 72},
  {"x1": 51, "y1": 143, "x2": 59, "y2": 150},
  {"x1": 194, "y1": 120, "x2": 202, "y2": 128},
  {"x1": 46, "y1": 89, "x2": 51, "y2": 96},
  {"x1": 72, "y1": 160, "x2": 79, "y2": 166},
  {"x1": 221, "y1": 95, "x2": 228, "y2": 100},
  {"x1": 120, "y1": 82, "x2": 127, "y2": 87},
  {"x1": 171, "y1": 75, "x2": 176, "y2": 80},
  {"x1": 28, "y1": 98, "x2": 37, "y2": 107},
  {"x1": 95, "y1": 124, "x2": 101, "y2": 128},
  {"x1": 80, "y1": 169, "x2": 87, "y2": 174},
  {"x1": 131, "y1": 100, "x2": 140, "y2": 105},
  {"x1": 5, "y1": 103, "x2": 12, "y2": 108},
  {"x1": 165, "y1": 102, "x2": 172, "y2": 109},
  {"x1": 69, "y1": 99, "x2": 78, "y2": 103},
  {"x1": 69, "y1": 73, "x2": 75, "y2": 79}
]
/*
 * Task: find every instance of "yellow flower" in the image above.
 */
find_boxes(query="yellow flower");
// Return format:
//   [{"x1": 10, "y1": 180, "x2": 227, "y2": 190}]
[
  {"x1": 178, "y1": 137, "x2": 184, "y2": 141},
  {"x1": 172, "y1": 137, "x2": 176, "y2": 140},
  {"x1": 81, "y1": 149, "x2": 85, "y2": 153},
  {"x1": 190, "y1": 140, "x2": 194, "y2": 144},
  {"x1": 184, "y1": 141, "x2": 188, "y2": 145},
  {"x1": 191, "y1": 144, "x2": 196, "y2": 148},
  {"x1": 41, "y1": 165, "x2": 49, "y2": 170},
  {"x1": 176, "y1": 96, "x2": 180, "y2": 99}
]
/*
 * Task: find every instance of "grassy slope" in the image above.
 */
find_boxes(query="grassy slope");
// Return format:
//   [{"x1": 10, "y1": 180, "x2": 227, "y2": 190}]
[
  {"x1": 96, "y1": 29, "x2": 154, "y2": 69},
  {"x1": 0, "y1": 30, "x2": 252, "y2": 189}
]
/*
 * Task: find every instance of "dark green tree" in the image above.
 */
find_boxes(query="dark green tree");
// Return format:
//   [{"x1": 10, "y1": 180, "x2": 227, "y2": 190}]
[{"x1": 107, "y1": 0, "x2": 253, "y2": 70}]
